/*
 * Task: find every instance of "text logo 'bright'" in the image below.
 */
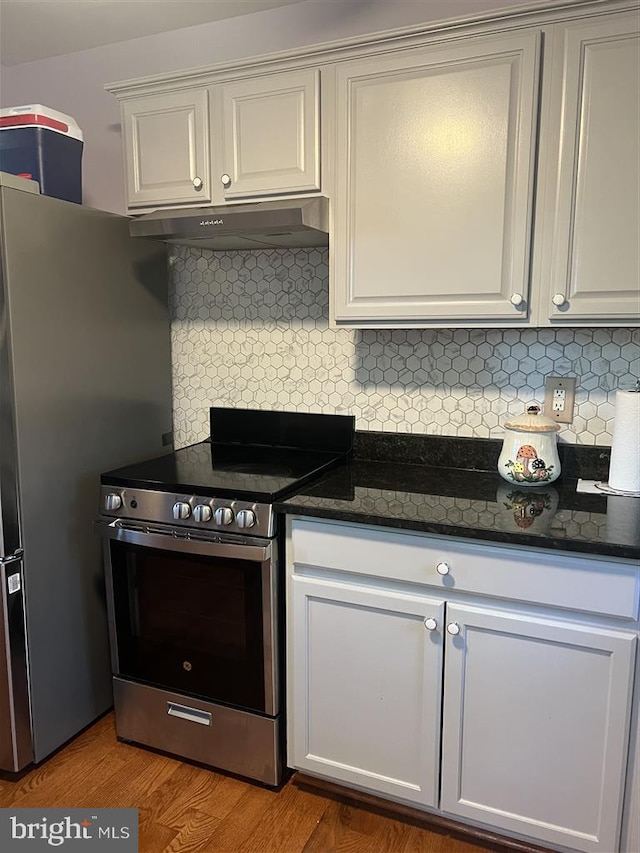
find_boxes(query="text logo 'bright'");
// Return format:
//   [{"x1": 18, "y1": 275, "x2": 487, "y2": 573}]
[{"x1": 1, "y1": 809, "x2": 138, "y2": 850}]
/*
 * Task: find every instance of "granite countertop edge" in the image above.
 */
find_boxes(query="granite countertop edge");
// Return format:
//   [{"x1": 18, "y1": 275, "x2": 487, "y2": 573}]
[{"x1": 274, "y1": 498, "x2": 639, "y2": 561}]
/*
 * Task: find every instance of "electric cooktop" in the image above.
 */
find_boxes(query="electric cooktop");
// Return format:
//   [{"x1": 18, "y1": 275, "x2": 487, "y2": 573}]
[{"x1": 102, "y1": 408, "x2": 355, "y2": 502}]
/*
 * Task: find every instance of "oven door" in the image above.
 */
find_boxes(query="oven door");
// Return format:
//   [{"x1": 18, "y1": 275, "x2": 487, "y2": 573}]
[{"x1": 95, "y1": 519, "x2": 278, "y2": 717}]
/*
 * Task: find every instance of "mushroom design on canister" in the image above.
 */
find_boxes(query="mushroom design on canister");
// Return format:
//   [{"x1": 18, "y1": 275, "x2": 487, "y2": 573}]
[{"x1": 514, "y1": 445, "x2": 538, "y2": 480}]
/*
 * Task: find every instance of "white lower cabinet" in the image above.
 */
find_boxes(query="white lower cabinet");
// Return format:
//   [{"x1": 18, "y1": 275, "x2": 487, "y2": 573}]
[
  {"x1": 287, "y1": 518, "x2": 639, "y2": 853},
  {"x1": 289, "y1": 575, "x2": 444, "y2": 807},
  {"x1": 440, "y1": 604, "x2": 636, "y2": 853}
]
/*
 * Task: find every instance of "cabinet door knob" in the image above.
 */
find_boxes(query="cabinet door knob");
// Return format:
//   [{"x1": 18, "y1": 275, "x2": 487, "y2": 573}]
[
  {"x1": 192, "y1": 176, "x2": 203, "y2": 191},
  {"x1": 510, "y1": 293, "x2": 525, "y2": 308},
  {"x1": 221, "y1": 173, "x2": 231, "y2": 187},
  {"x1": 436, "y1": 561, "x2": 450, "y2": 576},
  {"x1": 447, "y1": 622, "x2": 460, "y2": 636},
  {"x1": 424, "y1": 617, "x2": 438, "y2": 631},
  {"x1": 552, "y1": 293, "x2": 567, "y2": 307}
]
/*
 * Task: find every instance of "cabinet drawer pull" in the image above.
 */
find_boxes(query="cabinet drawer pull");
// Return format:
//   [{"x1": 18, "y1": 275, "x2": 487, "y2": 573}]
[
  {"x1": 552, "y1": 293, "x2": 567, "y2": 307},
  {"x1": 510, "y1": 292, "x2": 525, "y2": 308},
  {"x1": 192, "y1": 176, "x2": 204, "y2": 191},
  {"x1": 447, "y1": 622, "x2": 460, "y2": 636},
  {"x1": 424, "y1": 617, "x2": 438, "y2": 631},
  {"x1": 221, "y1": 173, "x2": 231, "y2": 187},
  {"x1": 436, "y1": 561, "x2": 450, "y2": 576}
]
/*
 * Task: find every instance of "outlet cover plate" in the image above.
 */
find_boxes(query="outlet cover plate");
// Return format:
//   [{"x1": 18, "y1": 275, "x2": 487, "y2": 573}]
[{"x1": 544, "y1": 376, "x2": 576, "y2": 424}]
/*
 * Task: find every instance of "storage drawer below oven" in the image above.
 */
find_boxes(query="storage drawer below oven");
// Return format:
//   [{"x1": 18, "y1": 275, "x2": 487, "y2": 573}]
[{"x1": 112, "y1": 678, "x2": 282, "y2": 786}]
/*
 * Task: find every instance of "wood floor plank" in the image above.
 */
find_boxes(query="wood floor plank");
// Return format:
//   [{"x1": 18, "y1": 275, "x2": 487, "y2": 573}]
[
  {"x1": 95, "y1": 751, "x2": 181, "y2": 809},
  {"x1": 191, "y1": 783, "x2": 280, "y2": 852},
  {"x1": 198, "y1": 772, "x2": 253, "y2": 821},
  {"x1": 303, "y1": 800, "x2": 415, "y2": 853},
  {"x1": 138, "y1": 805, "x2": 180, "y2": 853},
  {"x1": 399, "y1": 823, "x2": 450, "y2": 853},
  {"x1": 357, "y1": 815, "x2": 414, "y2": 853},
  {"x1": 237, "y1": 781, "x2": 330, "y2": 853},
  {"x1": 161, "y1": 807, "x2": 222, "y2": 852},
  {"x1": 139, "y1": 761, "x2": 223, "y2": 827},
  {"x1": 301, "y1": 801, "x2": 358, "y2": 853}
]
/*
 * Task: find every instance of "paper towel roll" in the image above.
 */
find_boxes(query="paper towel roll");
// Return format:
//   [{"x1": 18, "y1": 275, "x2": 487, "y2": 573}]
[
  {"x1": 608, "y1": 390, "x2": 640, "y2": 493},
  {"x1": 606, "y1": 496, "x2": 640, "y2": 546}
]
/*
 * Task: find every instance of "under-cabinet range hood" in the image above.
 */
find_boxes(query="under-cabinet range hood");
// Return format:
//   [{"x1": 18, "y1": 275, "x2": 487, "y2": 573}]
[{"x1": 129, "y1": 197, "x2": 329, "y2": 250}]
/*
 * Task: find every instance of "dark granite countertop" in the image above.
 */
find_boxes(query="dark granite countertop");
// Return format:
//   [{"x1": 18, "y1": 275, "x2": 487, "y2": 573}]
[{"x1": 274, "y1": 433, "x2": 640, "y2": 561}]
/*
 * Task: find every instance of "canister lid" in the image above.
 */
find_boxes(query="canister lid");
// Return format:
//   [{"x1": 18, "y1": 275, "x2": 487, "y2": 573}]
[{"x1": 504, "y1": 404, "x2": 560, "y2": 433}]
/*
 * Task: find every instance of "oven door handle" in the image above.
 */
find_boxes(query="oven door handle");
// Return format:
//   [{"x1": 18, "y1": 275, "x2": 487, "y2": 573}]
[{"x1": 94, "y1": 519, "x2": 272, "y2": 562}]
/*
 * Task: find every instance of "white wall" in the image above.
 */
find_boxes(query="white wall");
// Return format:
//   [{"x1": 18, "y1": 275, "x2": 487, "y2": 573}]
[{"x1": 1, "y1": 0, "x2": 561, "y2": 213}]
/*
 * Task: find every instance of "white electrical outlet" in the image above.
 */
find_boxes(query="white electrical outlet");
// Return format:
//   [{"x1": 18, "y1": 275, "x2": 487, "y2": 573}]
[
  {"x1": 552, "y1": 388, "x2": 566, "y2": 412},
  {"x1": 544, "y1": 376, "x2": 576, "y2": 424}
]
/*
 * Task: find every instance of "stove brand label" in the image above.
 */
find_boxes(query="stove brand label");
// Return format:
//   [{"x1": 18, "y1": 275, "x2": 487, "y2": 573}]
[
  {"x1": 200, "y1": 218, "x2": 224, "y2": 226},
  {"x1": 0, "y1": 809, "x2": 138, "y2": 850}
]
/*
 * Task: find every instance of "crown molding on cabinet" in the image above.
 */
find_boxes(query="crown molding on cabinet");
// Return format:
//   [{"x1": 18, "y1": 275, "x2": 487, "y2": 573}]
[{"x1": 105, "y1": 0, "x2": 638, "y2": 98}]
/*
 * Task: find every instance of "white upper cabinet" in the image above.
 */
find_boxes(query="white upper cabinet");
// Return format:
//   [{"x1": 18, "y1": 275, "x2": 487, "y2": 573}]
[
  {"x1": 122, "y1": 89, "x2": 211, "y2": 208},
  {"x1": 118, "y1": 69, "x2": 319, "y2": 211},
  {"x1": 211, "y1": 69, "x2": 320, "y2": 201},
  {"x1": 536, "y1": 11, "x2": 640, "y2": 323},
  {"x1": 329, "y1": 31, "x2": 541, "y2": 327}
]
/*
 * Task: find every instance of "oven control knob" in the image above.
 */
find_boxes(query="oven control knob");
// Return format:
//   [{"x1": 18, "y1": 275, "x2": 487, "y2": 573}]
[
  {"x1": 214, "y1": 506, "x2": 234, "y2": 526},
  {"x1": 172, "y1": 501, "x2": 191, "y2": 520},
  {"x1": 105, "y1": 493, "x2": 122, "y2": 512},
  {"x1": 193, "y1": 504, "x2": 212, "y2": 523},
  {"x1": 236, "y1": 509, "x2": 256, "y2": 529}
]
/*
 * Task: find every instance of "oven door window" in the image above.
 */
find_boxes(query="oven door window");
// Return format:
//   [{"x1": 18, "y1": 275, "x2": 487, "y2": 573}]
[{"x1": 110, "y1": 542, "x2": 266, "y2": 714}]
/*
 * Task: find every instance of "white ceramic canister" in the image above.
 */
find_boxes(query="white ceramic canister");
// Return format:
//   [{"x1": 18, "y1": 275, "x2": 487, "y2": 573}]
[{"x1": 497, "y1": 405, "x2": 561, "y2": 486}]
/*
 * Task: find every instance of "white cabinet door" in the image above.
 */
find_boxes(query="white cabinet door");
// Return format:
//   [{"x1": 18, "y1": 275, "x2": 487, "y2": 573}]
[
  {"x1": 330, "y1": 31, "x2": 540, "y2": 326},
  {"x1": 621, "y1": 638, "x2": 640, "y2": 853},
  {"x1": 539, "y1": 12, "x2": 640, "y2": 323},
  {"x1": 288, "y1": 574, "x2": 444, "y2": 807},
  {"x1": 122, "y1": 90, "x2": 211, "y2": 208},
  {"x1": 212, "y1": 69, "x2": 320, "y2": 200},
  {"x1": 441, "y1": 603, "x2": 636, "y2": 853}
]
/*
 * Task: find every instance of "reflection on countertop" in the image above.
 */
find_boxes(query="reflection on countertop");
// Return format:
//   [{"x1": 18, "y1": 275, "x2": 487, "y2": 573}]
[{"x1": 275, "y1": 434, "x2": 639, "y2": 560}]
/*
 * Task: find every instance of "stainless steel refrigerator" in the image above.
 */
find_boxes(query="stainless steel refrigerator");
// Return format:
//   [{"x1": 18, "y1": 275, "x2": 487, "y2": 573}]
[{"x1": 0, "y1": 173, "x2": 172, "y2": 772}]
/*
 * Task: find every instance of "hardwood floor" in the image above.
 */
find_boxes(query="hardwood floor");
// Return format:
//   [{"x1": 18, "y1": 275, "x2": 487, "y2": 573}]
[{"x1": 0, "y1": 714, "x2": 495, "y2": 852}]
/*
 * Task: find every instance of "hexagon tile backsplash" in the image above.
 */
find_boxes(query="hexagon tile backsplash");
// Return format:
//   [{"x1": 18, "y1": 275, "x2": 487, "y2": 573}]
[{"x1": 170, "y1": 246, "x2": 639, "y2": 449}]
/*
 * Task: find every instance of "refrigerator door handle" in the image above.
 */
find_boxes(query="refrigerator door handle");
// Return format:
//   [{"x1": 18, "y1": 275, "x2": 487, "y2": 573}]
[{"x1": 0, "y1": 550, "x2": 24, "y2": 565}]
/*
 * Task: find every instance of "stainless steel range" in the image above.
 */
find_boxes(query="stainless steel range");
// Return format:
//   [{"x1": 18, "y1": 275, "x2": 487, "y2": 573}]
[{"x1": 95, "y1": 408, "x2": 353, "y2": 786}]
